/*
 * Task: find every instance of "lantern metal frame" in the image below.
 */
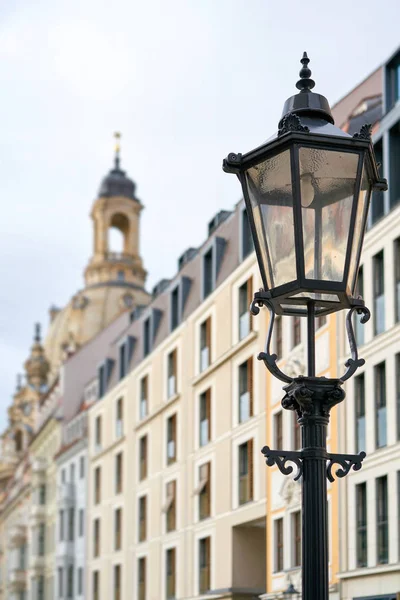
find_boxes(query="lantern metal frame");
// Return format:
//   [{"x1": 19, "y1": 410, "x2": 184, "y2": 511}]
[{"x1": 224, "y1": 125, "x2": 387, "y2": 318}]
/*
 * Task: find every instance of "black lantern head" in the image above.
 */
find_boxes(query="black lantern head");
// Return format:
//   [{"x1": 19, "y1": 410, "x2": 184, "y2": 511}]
[{"x1": 223, "y1": 53, "x2": 387, "y2": 317}]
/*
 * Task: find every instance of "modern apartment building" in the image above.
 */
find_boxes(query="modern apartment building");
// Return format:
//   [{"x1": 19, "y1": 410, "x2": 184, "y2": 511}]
[
  {"x1": 336, "y1": 47, "x2": 400, "y2": 600},
  {"x1": 83, "y1": 203, "x2": 269, "y2": 600}
]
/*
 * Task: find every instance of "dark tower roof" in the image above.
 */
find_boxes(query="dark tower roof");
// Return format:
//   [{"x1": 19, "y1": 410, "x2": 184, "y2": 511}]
[{"x1": 98, "y1": 132, "x2": 137, "y2": 200}]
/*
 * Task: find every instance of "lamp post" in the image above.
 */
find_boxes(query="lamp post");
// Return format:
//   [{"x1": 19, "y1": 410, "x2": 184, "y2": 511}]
[
  {"x1": 283, "y1": 581, "x2": 300, "y2": 599},
  {"x1": 223, "y1": 53, "x2": 387, "y2": 600}
]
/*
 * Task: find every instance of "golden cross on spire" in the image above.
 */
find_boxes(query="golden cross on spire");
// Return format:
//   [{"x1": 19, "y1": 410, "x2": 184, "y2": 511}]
[{"x1": 114, "y1": 131, "x2": 121, "y2": 169}]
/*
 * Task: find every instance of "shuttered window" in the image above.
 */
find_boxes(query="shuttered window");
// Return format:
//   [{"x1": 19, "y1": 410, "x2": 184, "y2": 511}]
[
  {"x1": 239, "y1": 358, "x2": 253, "y2": 423},
  {"x1": 138, "y1": 557, "x2": 146, "y2": 600},
  {"x1": 139, "y1": 436, "x2": 148, "y2": 480},
  {"x1": 199, "y1": 537, "x2": 211, "y2": 594},
  {"x1": 167, "y1": 415, "x2": 177, "y2": 465},
  {"x1": 139, "y1": 496, "x2": 147, "y2": 542},
  {"x1": 198, "y1": 463, "x2": 211, "y2": 520},
  {"x1": 238, "y1": 440, "x2": 253, "y2": 505},
  {"x1": 166, "y1": 548, "x2": 176, "y2": 600},
  {"x1": 199, "y1": 389, "x2": 211, "y2": 446}
]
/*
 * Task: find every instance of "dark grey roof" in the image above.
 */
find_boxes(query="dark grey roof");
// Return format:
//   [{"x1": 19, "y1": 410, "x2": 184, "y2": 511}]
[{"x1": 98, "y1": 165, "x2": 137, "y2": 200}]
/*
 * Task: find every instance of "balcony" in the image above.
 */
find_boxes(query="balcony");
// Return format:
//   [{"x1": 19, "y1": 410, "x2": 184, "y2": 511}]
[
  {"x1": 31, "y1": 458, "x2": 47, "y2": 474},
  {"x1": 105, "y1": 252, "x2": 134, "y2": 265},
  {"x1": 58, "y1": 483, "x2": 75, "y2": 506},
  {"x1": 8, "y1": 568, "x2": 27, "y2": 591},
  {"x1": 8, "y1": 526, "x2": 27, "y2": 548}
]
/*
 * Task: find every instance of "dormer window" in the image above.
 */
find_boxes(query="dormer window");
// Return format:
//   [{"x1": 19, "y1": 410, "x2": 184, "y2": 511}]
[
  {"x1": 119, "y1": 336, "x2": 135, "y2": 380},
  {"x1": 202, "y1": 238, "x2": 226, "y2": 300},
  {"x1": 98, "y1": 359, "x2": 114, "y2": 399},
  {"x1": 170, "y1": 277, "x2": 192, "y2": 332},
  {"x1": 386, "y1": 51, "x2": 400, "y2": 111},
  {"x1": 241, "y1": 208, "x2": 254, "y2": 261},
  {"x1": 143, "y1": 309, "x2": 163, "y2": 357}
]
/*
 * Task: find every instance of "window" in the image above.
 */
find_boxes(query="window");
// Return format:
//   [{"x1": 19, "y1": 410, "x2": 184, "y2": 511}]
[
  {"x1": 166, "y1": 548, "x2": 176, "y2": 600},
  {"x1": 356, "y1": 482, "x2": 367, "y2": 567},
  {"x1": 79, "y1": 509, "x2": 84, "y2": 537},
  {"x1": 139, "y1": 435, "x2": 148, "y2": 480},
  {"x1": 58, "y1": 567, "x2": 63, "y2": 598},
  {"x1": 316, "y1": 314, "x2": 327, "y2": 329},
  {"x1": 200, "y1": 318, "x2": 211, "y2": 372},
  {"x1": 115, "y1": 508, "x2": 122, "y2": 550},
  {"x1": 95, "y1": 416, "x2": 102, "y2": 453},
  {"x1": 274, "y1": 411, "x2": 283, "y2": 450},
  {"x1": 241, "y1": 208, "x2": 254, "y2": 260},
  {"x1": 167, "y1": 415, "x2": 177, "y2": 465},
  {"x1": 396, "y1": 239, "x2": 400, "y2": 323},
  {"x1": 119, "y1": 336, "x2": 135, "y2": 380},
  {"x1": 203, "y1": 248, "x2": 214, "y2": 298},
  {"x1": 293, "y1": 411, "x2": 301, "y2": 450},
  {"x1": 38, "y1": 484, "x2": 46, "y2": 505},
  {"x1": 199, "y1": 389, "x2": 211, "y2": 446},
  {"x1": 355, "y1": 267, "x2": 365, "y2": 345},
  {"x1": 389, "y1": 122, "x2": 400, "y2": 209},
  {"x1": 98, "y1": 359, "x2": 113, "y2": 399},
  {"x1": 93, "y1": 518, "x2": 100, "y2": 557},
  {"x1": 163, "y1": 480, "x2": 176, "y2": 532},
  {"x1": 61, "y1": 468, "x2": 66, "y2": 483},
  {"x1": 376, "y1": 476, "x2": 388, "y2": 564},
  {"x1": 116, "y1": 398, "x2": 123, "y2": 438},
  {"x1": 397, "y1": 354, "x2": 400, "y2": 441},
  {"x1": 94, "y1": 467, "x2": 101, "y2": 504},
  {"x1": 78, "y1": 567, "x2": 83, "y2": 595},
  {"x1": 67, "y1": 565, "x2": 74, "y2": 598},
  {"x1": 292, "y1": 316, "x2": 301, "y2": 347},
  {"x1": 167, "y1": 349, "x2": 177, "y2": 398},
  {"x1": 115, "y1": 452, "x2": 123, "y2": 494},
  {"x1": 139, "y1": 496, "x2": 147, "y2": 542},
  {"x1": 238, "y1": 440, "x2": 253, "y2": 505},
  {"x1": 197, "y1": 463, "x2": 211, "y2": 520},
  {"x1": 355, "y1": 374, "x2": 366, "y2": 453},
  {"x1": 199, "y1": 537, "x2": 211, "y2": 594},
  {"x1": 238, "y1": 279, "x2": 252, "y2": 340},
  {"x1": 68, "y1": 507, "x2": 75, "y2": 541},
  {"x1": 171, "y1": 286, "x2": 179, "y2": 331},
  {"x1": 292, "y1": 511, "x2": 301, "y2": 567},
  {"x1": 144, "y1": 317, "x2": 151, "y2": 357},
  {"x1": 138, "y1": 557, "x2": 146, "y2": 600},
  {"x1": 274, "y1": 518, "x2": 284, "y2": 572},
  {"x1": 93, "y1": 571, "x2": 100, "y2": 600},
  {"x1": 375, "y1": 362, "x2": 387, "y2": 448},
  {"x1": 70, "y1": 463, "x2": 75, "y2": 483},
  {"x1": 373, "y1": 251, "x2": 385, "y2": 335},
  {"x1": 38, "y1": 575, "x2": 45, "y2": 600},
  {"x1": 275, "y1": 316, "x2": 282, "y2": 359},
  {"x1": 59, "y1": 510, "x2": 64, "y2": 541},
  {"x1": 140, "y1": 376, "x2": 148, "y2": 420},
  {"x1": 114, "y1": 565, "x2": 121, "y2": 600},
  {"x1": 79, "y1": 456, "x2": 85, "y2": 478},
  {"x1": 238, "y1": 358, "x2": 253, "y2": 423},
  {"x1": 370, "y1": 138, "x2": 385, "y2": 225},
  {"x1": 38, "y1": 523, "x2": 45, "y2": 556}
]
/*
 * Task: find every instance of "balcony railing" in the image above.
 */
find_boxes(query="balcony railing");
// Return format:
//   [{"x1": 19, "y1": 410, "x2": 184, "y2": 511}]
[
  {"x1": 8, "y1": 525, "x2": 27, "y2": 548},
  {"x1": 58, "y1": 483, "x2": 75, "y2": 505},
  {"x1": 8, "y1": 568, "x2": 27, "y2": 590},
  {"x1": 105, "y1": 252, "x2": 134, "y2": 264}
]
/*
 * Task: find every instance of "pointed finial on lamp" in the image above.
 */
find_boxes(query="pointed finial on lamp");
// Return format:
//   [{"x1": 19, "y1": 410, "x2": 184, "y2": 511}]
[
  {"x1": 114, "y1": 131, "x2": 121, "y2": 170},
  {"x1": 296, "y1": 51, "x2": 315, "y2": 92},
  {"x1": 34, "y1": 323, "x2": 41, "y2": 343}
]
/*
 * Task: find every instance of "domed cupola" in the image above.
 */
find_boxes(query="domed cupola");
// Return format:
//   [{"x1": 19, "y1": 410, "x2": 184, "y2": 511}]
[
  {"x1": 24, "y1": 324, "x2": 50, "y2": 390},
  {"x1": 98, "y1": 133, "x2": 137, "y2": 200}
]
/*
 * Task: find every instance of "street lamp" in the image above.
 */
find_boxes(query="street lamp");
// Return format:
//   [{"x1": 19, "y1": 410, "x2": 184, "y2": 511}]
[
  {"x1": 223, "y1": 53, "x2": 387, "y2": 600},
  {"x1": 283, "y1": 581, "x2": 300, "y2": 599}
]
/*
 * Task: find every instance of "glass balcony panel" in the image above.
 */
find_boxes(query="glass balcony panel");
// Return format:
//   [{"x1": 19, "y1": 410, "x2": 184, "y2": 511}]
[
  {"x1": 239, "y1": 392, "x2": 250, "y2": 423},
  {"x1": 200, "y1": 347, "x2": 209, "y2": 372},
  {"x1": 200, "y1": 419, "x2": 209, "y2": 447},
  {"x1": 375, "y1": 294, "x2": 385, "y2": 334},
  {"x1": 239, "y1": 312, "x2": 250, "y2": 340}
]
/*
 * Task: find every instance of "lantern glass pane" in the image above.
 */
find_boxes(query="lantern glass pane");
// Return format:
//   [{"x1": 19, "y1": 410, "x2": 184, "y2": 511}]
[
  {"x1": 299, "y1": 148, "x2": 359, "y2": 283},
  {"x1": 245, "y1": 149, "x2": 296, "y2": 289},
  {"x1": 348, "y1": 165, "x2": 372, "y2": 294}
]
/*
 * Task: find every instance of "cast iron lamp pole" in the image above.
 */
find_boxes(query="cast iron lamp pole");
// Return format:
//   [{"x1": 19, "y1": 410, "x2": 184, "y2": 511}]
[{"x1": 223, "y1": 54, "x2": 387, "y2": 600}]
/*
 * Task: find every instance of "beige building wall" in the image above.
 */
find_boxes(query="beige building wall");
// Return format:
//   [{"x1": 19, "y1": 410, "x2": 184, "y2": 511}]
[{"x1": 87, "y1": 250, "x2": 269, "y2": 600}]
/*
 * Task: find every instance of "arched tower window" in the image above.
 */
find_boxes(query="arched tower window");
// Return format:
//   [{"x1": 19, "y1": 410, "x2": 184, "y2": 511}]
[
  {"x1": 108, "y1": 213, "x2": 130, "y2": 255},
  {"x1": 15, "y1": 430, "x2": 23, "y2": 452}
]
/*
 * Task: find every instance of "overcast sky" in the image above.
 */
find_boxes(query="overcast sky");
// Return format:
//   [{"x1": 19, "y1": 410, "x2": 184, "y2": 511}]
[{"x1": 0, "y1": 0, "x2": 398, "y2": 431}]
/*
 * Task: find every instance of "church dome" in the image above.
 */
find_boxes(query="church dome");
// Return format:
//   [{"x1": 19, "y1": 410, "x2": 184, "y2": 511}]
[{"x1": 98, "y1": 165, "x2": 136, "y2": 200}]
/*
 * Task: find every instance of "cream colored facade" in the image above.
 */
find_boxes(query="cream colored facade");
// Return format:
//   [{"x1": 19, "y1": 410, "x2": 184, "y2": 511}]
[{"x1": 85, "y1": 206, "x2": 269, "y2": 600}]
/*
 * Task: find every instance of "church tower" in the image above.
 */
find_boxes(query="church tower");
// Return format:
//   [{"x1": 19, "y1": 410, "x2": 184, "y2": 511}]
[
  {"x1": 84, "y1": 133, "x2": 147, "y2": 288},
  {"x1": 43, "y1": 134, "x2": 150, "y2": 374}
]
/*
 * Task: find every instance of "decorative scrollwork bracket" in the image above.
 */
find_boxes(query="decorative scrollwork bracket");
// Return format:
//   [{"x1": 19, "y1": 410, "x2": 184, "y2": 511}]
[
  {"x1": 326, "y1": 451, "x2": 366, "y2": 482},
  {"x1": 261, "y1": 446, "x2": 303, "y2": 481},
  {"x1": 340, "y1": 304, "x2": 370, "y2": 382}
]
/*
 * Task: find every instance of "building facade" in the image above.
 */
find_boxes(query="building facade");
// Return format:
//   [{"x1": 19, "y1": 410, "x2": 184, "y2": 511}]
[{"x1": 336, "y1": 48, "x2": 400, "y2": 600}]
